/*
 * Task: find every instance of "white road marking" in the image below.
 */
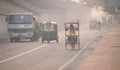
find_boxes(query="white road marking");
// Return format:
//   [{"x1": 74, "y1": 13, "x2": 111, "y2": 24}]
[
  {"x1": 0, "y1": 44, "x2": 47, "y2": 64},
  {"x1": 58, "y1": 40, "x2": 93, "y2": 70}
]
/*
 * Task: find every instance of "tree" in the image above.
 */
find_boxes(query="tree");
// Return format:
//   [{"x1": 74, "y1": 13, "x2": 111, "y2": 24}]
[{"x1": 82, "y1": 0, "x2": 120, "y2": 14}]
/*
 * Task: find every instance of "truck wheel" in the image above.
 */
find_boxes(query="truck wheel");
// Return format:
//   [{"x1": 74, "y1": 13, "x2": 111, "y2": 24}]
[
  {"x1": 30, "y1": 37, "x2": 34, "y2": 42},
  {"x1": 16, "y1": 38, "x2": 20, "y2": 42},
  {"x1": 56, "y1": 39, "x2": 58, "y2": 43},
  {"x1": 10, "y1": 38, "x2": 13, "y2": 42}
]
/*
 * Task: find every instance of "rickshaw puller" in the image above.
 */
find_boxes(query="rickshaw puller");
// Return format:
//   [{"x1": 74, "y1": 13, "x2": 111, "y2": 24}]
[{"x1": 68, "y1": 24, "x2": 77, "y2": 44}]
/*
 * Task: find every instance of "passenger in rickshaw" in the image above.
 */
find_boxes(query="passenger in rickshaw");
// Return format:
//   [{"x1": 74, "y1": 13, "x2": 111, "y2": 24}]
[{"x1": 68, "y1": 24, "x2": 77, "y2": 44}]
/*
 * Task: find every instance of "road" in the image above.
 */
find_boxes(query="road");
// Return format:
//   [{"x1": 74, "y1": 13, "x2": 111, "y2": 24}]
[{"x1": 0, "y1": 24, "x2": 108, "y2": 70}]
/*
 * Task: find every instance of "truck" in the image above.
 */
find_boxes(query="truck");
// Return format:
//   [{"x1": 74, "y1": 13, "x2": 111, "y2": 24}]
[{"x1": 6, "y1": 13, "x2": 40, "y2": 42}]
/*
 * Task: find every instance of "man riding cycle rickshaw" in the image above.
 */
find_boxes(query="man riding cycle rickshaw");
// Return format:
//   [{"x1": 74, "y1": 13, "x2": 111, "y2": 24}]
[{"x1": 65, "y1": 19, "x2": 80, "y2": 50}]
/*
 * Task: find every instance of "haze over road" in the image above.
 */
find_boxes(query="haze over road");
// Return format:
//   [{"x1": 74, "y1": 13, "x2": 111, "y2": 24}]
[{"x1": 0, "y1": 24, "x2": 108, "y2": 70}]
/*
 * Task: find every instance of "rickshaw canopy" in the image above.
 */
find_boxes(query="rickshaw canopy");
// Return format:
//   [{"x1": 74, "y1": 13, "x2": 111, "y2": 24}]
[{"x1": 65, "y1": 19, "x2": 79, "y2": 24}]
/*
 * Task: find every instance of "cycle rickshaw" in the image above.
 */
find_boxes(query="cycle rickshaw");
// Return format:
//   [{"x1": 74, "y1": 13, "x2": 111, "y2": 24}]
[{"x1": 65, "y1": 20, "x2": 80, "y2": 50}]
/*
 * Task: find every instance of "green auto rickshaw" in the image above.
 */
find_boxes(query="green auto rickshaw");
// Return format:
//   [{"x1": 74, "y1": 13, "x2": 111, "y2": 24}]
[{"x1": 41, "y1": 21, "x2": 58, "y2": 43}]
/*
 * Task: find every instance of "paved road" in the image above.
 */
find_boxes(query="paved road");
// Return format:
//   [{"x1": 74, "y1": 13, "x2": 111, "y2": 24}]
[{"x1": 0, "y1": 24, "x2": 108, "y2": 70}]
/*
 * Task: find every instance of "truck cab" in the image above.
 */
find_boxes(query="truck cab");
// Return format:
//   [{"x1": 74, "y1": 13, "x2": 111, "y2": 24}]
[{"x1": 6, "y1": 13, "x2": 39, "y2": 42}]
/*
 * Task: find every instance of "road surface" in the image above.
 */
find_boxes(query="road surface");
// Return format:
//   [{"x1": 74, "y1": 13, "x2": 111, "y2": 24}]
[{"x1": 0, "y1": 24, "x2": 108, "y2": 70}]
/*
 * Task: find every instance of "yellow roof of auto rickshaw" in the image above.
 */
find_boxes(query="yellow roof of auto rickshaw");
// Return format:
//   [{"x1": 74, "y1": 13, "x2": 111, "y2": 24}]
[{"x1": 42, "y1": 21, "x2": 57, "y2": 24}]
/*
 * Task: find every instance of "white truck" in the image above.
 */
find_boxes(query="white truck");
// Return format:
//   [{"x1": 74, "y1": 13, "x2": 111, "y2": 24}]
[{"x1": 6, "y1": 13, "x2": 39, "y2": 42}]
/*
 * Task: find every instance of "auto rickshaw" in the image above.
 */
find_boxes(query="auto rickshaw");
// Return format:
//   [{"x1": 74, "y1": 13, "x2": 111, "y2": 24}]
[
  {"x1": 41, "y1": 21, "x2": 58, "y2": 43},
  {"x1": 65, "y1": 19, "x2": 80, "y2": 50}
]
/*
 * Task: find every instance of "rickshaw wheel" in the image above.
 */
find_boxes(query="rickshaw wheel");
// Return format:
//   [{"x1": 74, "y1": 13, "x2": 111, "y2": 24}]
[
  {"x1": 78, "y1": 44, "x2": 80, "y2": 50},
  {"x1": 77, "y1": 38, "x2": 80, "y2": 50},
  {"x1": 42, "y1": 41, "x2": 44, "y2": 43},
  {"x1": 16, "y1": 38, "x2": 20, "y2": 42},
  {"x1": 65, "y1": 44, "x2": 67, "y2": 50},
  {"x1": 65, "y1": 39, "x2": 68, "y2": 50},
  {"x1": 71, "y1": 45, "x2": 74, "y2": 50},
  {"x1": 10, "y1": 38, "x2": 13, "y2": 42},
  {"x1": 42, "y1": 39, "x2": 44, "y2": 43},
  {"x1": 71, "y1": 44, "x2": 75, "y2": 50}
]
